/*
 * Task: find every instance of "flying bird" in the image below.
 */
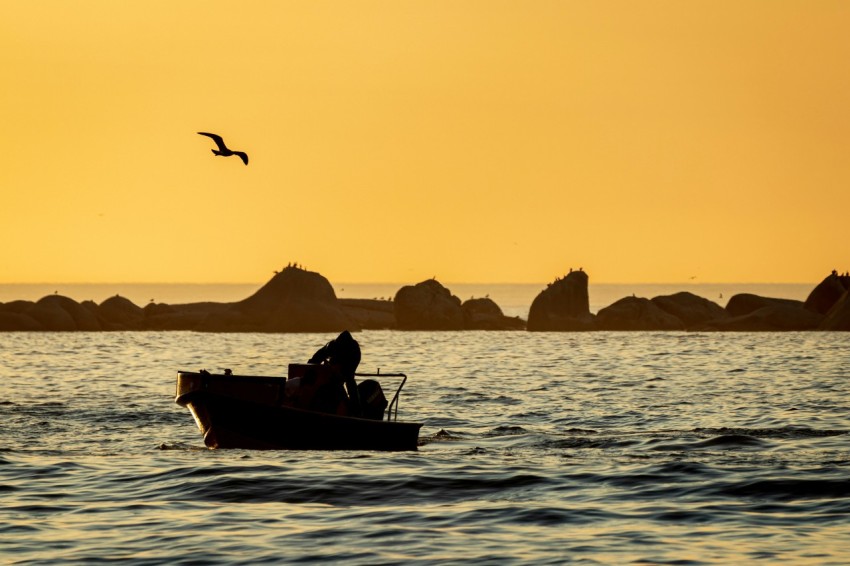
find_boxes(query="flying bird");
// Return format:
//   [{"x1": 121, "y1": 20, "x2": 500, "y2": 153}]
[{"x1": 197, "y1": 132, "x2": 248, "y2": 165}]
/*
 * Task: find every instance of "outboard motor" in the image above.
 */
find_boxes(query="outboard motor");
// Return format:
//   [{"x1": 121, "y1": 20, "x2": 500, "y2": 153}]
[{"x1": 357, "y1": 379, "x2": 388, "y2": 420}]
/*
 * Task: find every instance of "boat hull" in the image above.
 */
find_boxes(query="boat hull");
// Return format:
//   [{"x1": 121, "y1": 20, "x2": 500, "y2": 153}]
[{"x1": 176, "y1": 371, "x2": 422, "y2": 451}]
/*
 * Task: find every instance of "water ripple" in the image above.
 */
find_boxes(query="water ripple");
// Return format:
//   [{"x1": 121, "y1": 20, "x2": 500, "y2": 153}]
[{"x1": 1, "y1": 331, "x2": 848, "y2": 564}]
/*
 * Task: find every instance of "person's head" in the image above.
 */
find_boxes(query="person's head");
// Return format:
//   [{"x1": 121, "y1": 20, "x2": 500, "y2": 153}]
[
  {"x1": 331, "y1": 330, "x2": 360, "y2": 375},
  {"x1": 336, "y1": 330, "x2": 355, "y2": 345}
]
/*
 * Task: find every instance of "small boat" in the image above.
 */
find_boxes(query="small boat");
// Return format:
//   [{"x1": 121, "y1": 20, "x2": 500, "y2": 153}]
[{"x1": 175, "y1": 364, "x2": 422, "y2": 451}]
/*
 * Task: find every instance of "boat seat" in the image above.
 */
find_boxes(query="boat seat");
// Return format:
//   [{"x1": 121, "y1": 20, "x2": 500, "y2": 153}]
[
  {"x1": 285, "y1": 363, "x2": 347, "y2": 415},
  {"x1": 288, "y1": 363, "x2": 332, "y2": 380}
]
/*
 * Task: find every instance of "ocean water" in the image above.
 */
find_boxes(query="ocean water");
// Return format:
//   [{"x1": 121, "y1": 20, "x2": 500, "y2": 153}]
[
  {"x1": 0, "y1": 282, "x2": 814, "y2": 319},
  {"x1": 1, "y1": 331, "x2": 848, "y2": 564}
]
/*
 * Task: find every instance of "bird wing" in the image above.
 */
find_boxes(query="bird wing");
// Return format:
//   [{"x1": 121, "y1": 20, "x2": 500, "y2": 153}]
[
  {"x1": 197, "y1": 132, "x2": 228, "y2": 151},
  {"x1": 234, "y1": 151, "x2": 249, "y2": 165}
]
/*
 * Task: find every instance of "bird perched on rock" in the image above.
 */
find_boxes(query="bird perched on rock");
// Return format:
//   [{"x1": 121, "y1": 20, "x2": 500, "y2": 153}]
[{"x1": 197, "y1": 132, "x2": 248, "y2": 165}]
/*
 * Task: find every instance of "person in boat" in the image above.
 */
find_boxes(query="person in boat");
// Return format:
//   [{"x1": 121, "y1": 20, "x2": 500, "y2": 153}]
[{"x1": 308, "y1": 330, "x2": 362, "y2": 417}]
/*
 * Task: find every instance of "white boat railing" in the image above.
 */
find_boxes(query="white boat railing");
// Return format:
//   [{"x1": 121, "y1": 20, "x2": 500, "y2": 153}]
[{"x1": 355, "y1": 370, "x2": 407, "y2": 422}]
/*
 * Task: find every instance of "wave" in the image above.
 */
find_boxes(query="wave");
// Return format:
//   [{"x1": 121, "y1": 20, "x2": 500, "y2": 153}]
[
  {"x1": 711, "y1": 478, "x2": 850, "y2": 502},
  {"x1": 692, "y1": 426, "x2": 848, "y2": 439},
  {"x1": 142, "y1": 466, "x2": 557, "y2": 507}
]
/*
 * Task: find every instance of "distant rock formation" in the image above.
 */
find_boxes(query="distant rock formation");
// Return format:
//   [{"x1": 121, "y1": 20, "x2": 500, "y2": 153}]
[
  {"x1": 144, "y1": 301, "x2": 224, "y2": 331},
  {"x1": 703, "y1": 303, "x2": 824, "y2": 331},
  {"x1": 26, "y1": 296, "x2": 79, "y2": 331},
  {"x1": 805, "y1": 271, "x2": 850, "y2": 315},
  {"x1": 0, "y1": 300, "x2": 43, "y2": 331},
  {"x1": 143, "y1": 302, "x2": 176, "y2": 318},
  {"x1": 99, "y1": 295, "x2": 144, "y2": 329},
  {"x1": 650, "y1": 292, "x2": 727, "y2": 328},
  {"x1": 40, "y1": 295, "x2": 102, "y2": 330},
  {"x1": 340, "y1": 299, "x2": 396, "y2": 330},
  {"x1": 199, "y1": 266, "x2": 357, "y2": 332},
  {"x1": 461, "y1": 297, "x2": 525, "y2": 330},
  {"x1": 394, "y1": 279, "x2": 464, "y2": 330},
  {"x1": 596, "y1": 296, "x2": 686, "y2": 331},
  {"x1": 527, "y1": 270, "x2": 595, "y2": 331},
  {"x1": 2, "y1": 268, "x2": 848, "y2": 332},
  {"x1": 0, "y1": 295, "x2": 105, "y2": 331},
  {"x1": 344, "y1": 290, "x2": 525, "y2": 330},
  {"x1": 701, "y1": 292, "x2": 824, "y2": 331},
  {"x1": 819, "y1": 289, "x2": 850, "y2": 330},
  {"x1": 725, "y1": 294, "x2": 804, "y2": 318}
]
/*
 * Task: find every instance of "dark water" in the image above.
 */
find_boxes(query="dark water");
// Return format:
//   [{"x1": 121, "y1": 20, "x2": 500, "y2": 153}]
[{"x1": 1, "y1": 331, "x2": 849, "y2": 564}]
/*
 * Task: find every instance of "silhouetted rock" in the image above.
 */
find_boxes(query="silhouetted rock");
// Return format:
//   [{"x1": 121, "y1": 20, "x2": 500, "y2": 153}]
[
  {"x1": 144, "y1": 302, "x2": 176, "y2": 317},
  {"x1": 0, "y1": 313, "x2": 42, "y2": 330},
  {"x1": 25, "y1": 297, "x2": 78, "y2": 331},
  {"x1": 596, "y1": 296, "x2": 686, "y2": 330},
  {"x1": 240, "y1": 266, "x2": 337, "y2": 312},
  {"x1": 725, "y1": 294, "x2": 804, "y2": 317},
  {"x1": 710, "y1": 293, "x2": 827, "y2": 330},
  {"x1": 81, "y1": 300, "x2": 100, "y2": 316},
  {"x1": 0, "y1": 300, "x2": 36, "y2": 314},
  {"x1": 805, "y1": 272, "x2": 850, "y2": 315},
  {"x1": 527, "y1": 271, "x2": 595, "y2": 331},
  {"x1": 340, "y1": 299, "x2": 396, "y2": 330},
  {"x1": 98, "y1": 295, "x2": 145, "y2": 329},
  {"x1": 651, "y1": 292, "x2": 727, "y2": 328},
  {"x1": 264, "y1": 301, "x2": 355, "y2": 332},
  {"x1": 172, "y1": 301, "x2": 232, "y2": 315},
  {"x1": 5, "y1": 265, "x2": 849, "y2": 332},
  {"x1": 702, "y1": 303, "x2": 824, "y2": 331},
  {"x1": 143, "y1": 302, "x2": 208, "y2": 330},
  {"x1": 2, "y1": 294, "x2": 104, "y2": 331},
  {"x1": 0, "y1": 301, "x2": 42, "y2": 331},
  {"x1": 820, "y1": 289, "x2": 850, "y2": 330},
  {"x1": 199, "y1": 266, "x2": 356, "y2": 332},
  {"x1": 35, "y1": 295, "x2": 102, "y2": 330},
  {"x1": 462, "y1": 298, "x2": 526, "y2": 330},
  {"x1": 394, "y1": 279, "x2": 464, "y2": 330}
]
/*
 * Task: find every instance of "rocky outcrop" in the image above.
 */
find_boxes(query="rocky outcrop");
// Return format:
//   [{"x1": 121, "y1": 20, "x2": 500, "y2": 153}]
[
  {"x1": 0, "y1": 273, "x2": 356, "y2": 332},
  {"x1": 27, "y1": 300, "x2": 76, "y2": 330},
  {"x1": 725, "y1": 294, "x2": 804, "y2": 317},
  {"x1": 706, "y1": 292, "x2": 824, "y2": 331},
  {"x1": 143, "y1": 302, "x2": 222, "y2": 331},
  {"x1": 340, "y1": 299, "x2": 396, "y2": 330},
  {"x1": 0, "y1": 311, "x2": 41, "y2": 330},
  {"x1": 651, "y1": 292, "x2": 727, "y2": 328},
  {"x1": 37, "y1": 295, "x2": 102, "y2": 330},
  {"x1": 596, "y1": 296, "x2": 686, "y2": 330},
  {"x1": 0, "y1": 301, "x2": 42, "y2": 331},
  {"x1": 198, "y1": 266, "x2": 357, "y2": 332},
  {"x1": 805, "y1": 272, "x2": 850, "y2": 315},
  {"x1": 144, "y1": 302, "x2": 176, "y2": 318},
  {"x1": 820, "y1": 290, "x2": 850, "y2": 331},
  {"x1": 2, "y1": 269, "x2": 848, "y2": 333},
  {"x1": 702, "y1": 303, "x2": 824, "y2": 331},
  {"x1": 341, "y1": 294, "x2": 525, "y2": 330},
  {"x1": 527, "y1": 271, "x2": 595, "y2": 331},
  {"x1": 394, "y1": 279, "x2": 464, "y2": 330},
  {"x1": 81, "y1": 300, "x2": 100, "y2": 318},
  {"x1": 461, "y1": 298, "x2": 525, "y2": 330},
  {"x1": 98, "y1": 295, "x2": 145, "y2": 329},
  {"x1": 0, "y1": 296, "x2": 104, "y2": 331}
]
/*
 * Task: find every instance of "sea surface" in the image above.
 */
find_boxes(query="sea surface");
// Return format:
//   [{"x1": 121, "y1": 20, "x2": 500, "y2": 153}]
[{"x1": 1, "y1": 330, "x2": 849, "y2": 564}]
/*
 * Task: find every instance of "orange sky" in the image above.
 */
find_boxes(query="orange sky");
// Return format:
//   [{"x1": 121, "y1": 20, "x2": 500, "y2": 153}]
[{"x1": 2, "y1": 1, "x2": 848, "y2": 284}]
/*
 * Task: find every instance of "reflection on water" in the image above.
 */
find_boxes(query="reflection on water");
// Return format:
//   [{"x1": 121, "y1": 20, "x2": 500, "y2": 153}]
[{"x1": 1, "y1": 331, "x2": 848, "y2": 564}]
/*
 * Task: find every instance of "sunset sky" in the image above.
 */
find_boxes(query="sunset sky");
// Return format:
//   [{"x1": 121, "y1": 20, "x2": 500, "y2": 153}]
[{"x1": 2, "y1": 1, "x2": 848, "y2": 285}]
